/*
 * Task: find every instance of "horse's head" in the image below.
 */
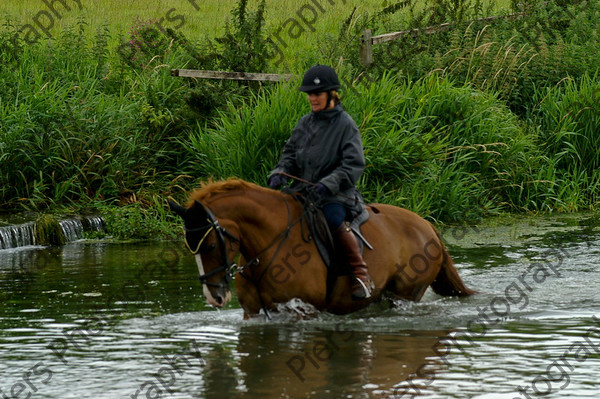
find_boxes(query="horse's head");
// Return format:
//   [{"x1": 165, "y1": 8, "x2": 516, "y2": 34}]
[{"x1": 169, "y1": 199, "x2": 240, "y2": 308}]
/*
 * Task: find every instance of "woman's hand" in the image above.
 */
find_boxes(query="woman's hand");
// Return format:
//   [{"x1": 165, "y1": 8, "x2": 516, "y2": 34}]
[
  {"x1": 268, "y1": 175, "x2": 287, "y2": 189},
  {"x1": 312, "y1": 182, "x2": 329, "y2": 197}
]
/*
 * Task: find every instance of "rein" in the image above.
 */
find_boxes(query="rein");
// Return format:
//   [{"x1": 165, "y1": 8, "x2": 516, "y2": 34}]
[
  {"x1": 278, "y1": 172, "x2": 380, "y2": 214},
  {"x1": 237, "y1": 197, "x2": 308, "y2": 281}
]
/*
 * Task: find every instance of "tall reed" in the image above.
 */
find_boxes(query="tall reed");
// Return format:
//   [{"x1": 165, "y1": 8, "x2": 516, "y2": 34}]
[
  {"x1": 0, "y1": 22, "x2": 193, "y2": 209},
  {"x1": 184, "y1": 73, "x2": 549, "y2": 221},
  {"x1": 534, "y1": 74, "x2": 600, "y2": 174},
  {"x1": 1, "y1": 0, "x2": 598, "y2": 225}
]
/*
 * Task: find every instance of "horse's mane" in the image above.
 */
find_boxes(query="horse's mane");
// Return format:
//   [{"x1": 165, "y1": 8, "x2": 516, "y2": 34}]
[{"x1": 187, "y1": 178, "x2": 271, "y2": 206}]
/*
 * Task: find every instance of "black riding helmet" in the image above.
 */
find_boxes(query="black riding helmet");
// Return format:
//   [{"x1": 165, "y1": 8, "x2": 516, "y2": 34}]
[{"x1": 298, "y1": 65, "x2": 341, "y2": 93}]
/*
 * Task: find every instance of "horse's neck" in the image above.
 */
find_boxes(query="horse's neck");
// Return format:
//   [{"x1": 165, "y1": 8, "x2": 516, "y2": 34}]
[{"x1": 210, "y1": 189, "x2": 295, "y2": 258}]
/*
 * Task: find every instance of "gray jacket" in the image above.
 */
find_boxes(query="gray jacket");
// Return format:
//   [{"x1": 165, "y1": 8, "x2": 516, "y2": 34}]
[{"x1": 269, "y1": 104, "x2": 365, "y2": 210}]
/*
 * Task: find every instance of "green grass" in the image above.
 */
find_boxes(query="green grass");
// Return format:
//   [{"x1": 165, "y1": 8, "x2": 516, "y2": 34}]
[
  {"x1": 0, "y1": 0, "x2": 598, "y2": 237},
  {"x1": 0, "y1": 22, "x2": 191, "y2": 208},
  {"x1": 534, "y1": 73, "x2": 600, "y2": 174},
  {"x1": 1, "y1": 0, "x2": 511, "y2": 72},
  {"x1": 183, "y1": 73, "x2": 557, "y2": 221},
  {"x1": 2, "y1": 0, "x2": 511, "y2": 37},
  {"x1": 0, "y1": 0, "x2": 401, "y2": 44}
]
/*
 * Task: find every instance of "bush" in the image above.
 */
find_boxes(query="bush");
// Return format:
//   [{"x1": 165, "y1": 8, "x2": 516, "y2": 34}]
[
  {"x1": 529, "y1": 73, "x2": 600, "y2": 211},
  {"x1": 1, "y1": 0, "x2": 598, "y2": 225},
  {"x1": 362, "y1": 0, "x2": 600, "y2": 117},
  {"x1": 122, "y1": 18, "x2": 171, "y2": 70},
  {"x1": 0, "y1": 0, "x2": 288, "y2": 211},
  {"x1": 534, "y1": 73, "x2": 600, "y2": 173},
  {"x1": 184, "y1": 73, "x2": 549, "y2": 221},
  {"x1": 349, "y1": 74, "x2": 548, "y2": 219},
  {"x1": 101, "y1": 203, "x2": 176, "y2": 240},
  {"x1": 0, "y1": 22, "x2": 192, "y2": 209}
]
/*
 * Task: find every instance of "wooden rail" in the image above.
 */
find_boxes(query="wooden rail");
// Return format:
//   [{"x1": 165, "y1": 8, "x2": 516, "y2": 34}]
[
  {"x1": 360, "y1": 12, "x2": 526, "y2": 67},
  {"x1": 171, "y1": 69, "x2": 293, "y2": 82}
]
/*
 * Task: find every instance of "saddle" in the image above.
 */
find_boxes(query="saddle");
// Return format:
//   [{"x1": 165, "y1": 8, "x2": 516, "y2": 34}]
[{"x1": 283, "y1": 189, "x2": 373, "y2": 272}]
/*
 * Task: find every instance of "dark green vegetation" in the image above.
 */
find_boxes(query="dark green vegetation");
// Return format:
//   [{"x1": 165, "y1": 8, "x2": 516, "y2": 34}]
[
  {"x1": 0, "y1": 0, "x2": 598, "y2": 238},
  {"x1": 33, "y1": 214, "x2": 66, "y2": 246}
]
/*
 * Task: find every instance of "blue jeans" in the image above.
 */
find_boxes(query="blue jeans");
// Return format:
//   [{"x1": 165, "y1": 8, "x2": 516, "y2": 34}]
[{"x1": 322, "y1": 202, "x2": 346, "y2": 231}]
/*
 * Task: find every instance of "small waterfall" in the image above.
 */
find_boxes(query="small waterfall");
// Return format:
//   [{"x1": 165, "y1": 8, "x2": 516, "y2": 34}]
[
  {"x1": 59, "y1": 216, "x2": 105, "y2": 242},
  {"x1": 58, "y1": 219, "x2": 85, "y2": 242},
  {"x1": 0, "y1": 222, "x2": 36, "y2": 250},
  {"x1": 82, "y1": 216, "x2": 105, "y2": 234},
  {"x1": 0, "y1": 216, "x2": 105, "y2": 250}
]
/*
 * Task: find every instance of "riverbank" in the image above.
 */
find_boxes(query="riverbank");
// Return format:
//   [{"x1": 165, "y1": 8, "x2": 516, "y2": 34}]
[
  {"x1": 0, "y1": 0, "x2": 598, "y2": 229},
  {"x1": 441, "y1": 211, "x2": 600, "y2": 248},
  {"x1": 2, "y1": 207, "x2": 598, "y2": 249}
]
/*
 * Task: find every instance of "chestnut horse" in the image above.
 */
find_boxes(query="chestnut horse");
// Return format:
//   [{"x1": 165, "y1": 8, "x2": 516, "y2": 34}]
[{"x1": 169, "y1": 179, "x2": 475, "y2": 318}]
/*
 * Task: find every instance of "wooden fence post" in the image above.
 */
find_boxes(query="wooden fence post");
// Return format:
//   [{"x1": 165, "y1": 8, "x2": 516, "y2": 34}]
[{"x1": 360, "y1": 29, "x2": 373, "y2": 68}]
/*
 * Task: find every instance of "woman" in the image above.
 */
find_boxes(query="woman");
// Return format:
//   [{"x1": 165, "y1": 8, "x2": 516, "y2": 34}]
[{"x1": 267, "y1": 65, "x2": 373, "y2": 300}]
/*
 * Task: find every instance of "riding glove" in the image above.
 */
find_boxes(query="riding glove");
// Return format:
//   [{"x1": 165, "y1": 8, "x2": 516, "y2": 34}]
[
  {"x1": 268, "y1": 175, "x2": 287, "y2": 189},
  {"x1": 312, "y1": 182, "x2": 329, "y2": 198}
]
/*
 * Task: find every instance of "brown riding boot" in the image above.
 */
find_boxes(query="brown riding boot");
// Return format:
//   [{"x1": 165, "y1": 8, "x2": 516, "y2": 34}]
[{"x1": 334, "y1": 223, "x2": 374, "y2": 300}]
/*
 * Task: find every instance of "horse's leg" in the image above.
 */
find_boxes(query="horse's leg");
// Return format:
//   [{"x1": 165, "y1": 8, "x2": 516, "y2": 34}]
[
  {"x1": 234, "y1": 245, "x2": 329, "y2": 317},
  {"x1": 384, "y1": 237, "x2": 441, "y2": 301},
  {"x1": 234, "y1": 275, "x2": 263, "y2": 318}
]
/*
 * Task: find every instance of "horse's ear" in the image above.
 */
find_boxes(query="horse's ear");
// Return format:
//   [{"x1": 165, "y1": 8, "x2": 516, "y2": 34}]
[{"x1": 168, "y1": 199, "x2": 186, "y2": 218}]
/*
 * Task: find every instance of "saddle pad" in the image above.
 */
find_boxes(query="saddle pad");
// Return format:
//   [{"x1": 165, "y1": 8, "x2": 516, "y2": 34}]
[{"x1": 350, "y1": 206, "x2": 373, "y2": 251}]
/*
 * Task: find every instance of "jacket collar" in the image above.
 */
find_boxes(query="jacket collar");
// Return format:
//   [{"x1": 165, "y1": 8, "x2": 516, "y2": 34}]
[{"x1": 312, "y1": 104, "x2": 343, "y2": 121}]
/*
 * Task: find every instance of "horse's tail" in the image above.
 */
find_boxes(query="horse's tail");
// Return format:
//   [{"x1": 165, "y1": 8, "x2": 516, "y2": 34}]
[{"x1": 430, "y1": 229, "x2": 477, "y2": 297}]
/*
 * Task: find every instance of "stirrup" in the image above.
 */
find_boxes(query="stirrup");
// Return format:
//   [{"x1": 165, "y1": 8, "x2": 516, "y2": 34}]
[{"x1": 351, "y1": 277, "x2": 373, "y2": 300}]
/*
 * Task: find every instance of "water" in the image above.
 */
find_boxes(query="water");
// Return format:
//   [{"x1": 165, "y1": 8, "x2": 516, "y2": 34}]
[
  {"x1": 0, "y1": 222, "x2": 35, "y2": 250},
  {"x1": 0, "y1": 214, "x2": 599, "y2": 399},
  {"x1": 0, "y1": 216, "x2": 104, "y2": 249}
]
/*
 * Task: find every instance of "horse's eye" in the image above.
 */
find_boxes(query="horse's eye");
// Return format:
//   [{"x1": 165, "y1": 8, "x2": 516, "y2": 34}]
[{"x1": 201, "y1": 243, "x2": 216, "y2": 253}]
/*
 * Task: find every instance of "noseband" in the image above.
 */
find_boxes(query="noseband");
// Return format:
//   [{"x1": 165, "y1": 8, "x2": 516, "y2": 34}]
[{"x1": 184, "y1": 206, "x2": 239, "y2": 288}]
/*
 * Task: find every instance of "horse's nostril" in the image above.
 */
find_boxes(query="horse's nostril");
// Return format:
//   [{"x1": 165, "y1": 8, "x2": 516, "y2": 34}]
[{"x1": 215, "y1": 296, "x2": 223, "y2": 305}]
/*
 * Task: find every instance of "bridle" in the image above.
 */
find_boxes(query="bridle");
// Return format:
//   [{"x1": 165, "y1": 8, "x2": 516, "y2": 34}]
[
  {"x1": 183, "y1": 197, "x2": 310, "y2": 318},
  {"x1": 184, "y1": 198, "x2": 306, "y2": 291},
  {"x1": 184, "y1": 206, "x2": 240, "y2": 289}
]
